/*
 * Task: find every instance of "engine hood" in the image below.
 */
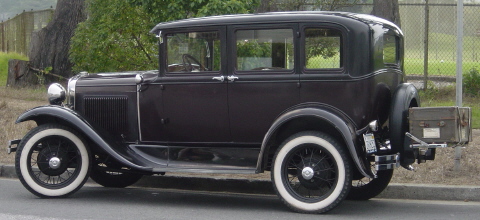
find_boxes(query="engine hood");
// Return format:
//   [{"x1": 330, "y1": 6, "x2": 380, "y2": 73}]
[{"x1": 75, "y1": 70, "x2": 158, "y2": 86}]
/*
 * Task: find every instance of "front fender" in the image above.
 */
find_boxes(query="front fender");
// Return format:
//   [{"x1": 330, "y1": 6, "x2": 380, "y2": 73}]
[
  {"x1": 16, "y1": 105, "x2": 152, "y2": 172},
  {"x1": 256, "y1": 107, "x2": 373, "y2": 178}
]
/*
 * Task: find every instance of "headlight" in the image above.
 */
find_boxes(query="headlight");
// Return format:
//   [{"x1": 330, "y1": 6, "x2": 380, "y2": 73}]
[{"x1": 47, "y1": 83, "x2": 66, "y2": 105}]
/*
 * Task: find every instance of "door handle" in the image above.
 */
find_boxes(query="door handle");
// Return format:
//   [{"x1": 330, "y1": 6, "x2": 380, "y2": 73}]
[
  {"x1": 227, "y1": 75, "x2": 239, "y2": 82},
  {"x1": 212, "y1": 76, "x2": 224, "y2": 82}
]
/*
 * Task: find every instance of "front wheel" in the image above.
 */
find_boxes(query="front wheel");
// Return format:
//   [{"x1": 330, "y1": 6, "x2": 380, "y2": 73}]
[
  {"x1": 272, "y1": 131, "x2": 352, "y2": 214},
  {"x1": 90, "y1": 155, "x2": 143, "y2": 188},
  {"x1": 15, "y1": 124, "x2": 91, "y2": 198}
]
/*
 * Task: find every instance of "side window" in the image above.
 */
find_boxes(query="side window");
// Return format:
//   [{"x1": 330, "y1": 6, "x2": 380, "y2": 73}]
[
  {"x1": 383, "y1": 29, "x2": 399, "y2": 65},
  {"x1": 304, "y1": 28, "x2": 342, "y2": 69},
  {"x1": 235, "y1": 29, "x2": 294, "y2": 71},
  {"x1": 166, "y1": 31, "x2": 221, "y2": 73}
]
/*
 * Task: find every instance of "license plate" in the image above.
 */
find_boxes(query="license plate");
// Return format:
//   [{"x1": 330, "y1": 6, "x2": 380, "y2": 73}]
[{"x1": 363, "y1": 133, "x2": 377, "y2": 154}]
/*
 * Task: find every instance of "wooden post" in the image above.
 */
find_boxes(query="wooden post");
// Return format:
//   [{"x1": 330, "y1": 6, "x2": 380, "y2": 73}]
[{"x1": 1, "y1": 22, "x2": 4, "y2": 52}]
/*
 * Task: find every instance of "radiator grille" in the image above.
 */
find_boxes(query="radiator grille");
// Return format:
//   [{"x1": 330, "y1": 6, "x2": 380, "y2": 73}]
[{"x1": 83, "y1": 96, "x2": 128, "y2": 137}]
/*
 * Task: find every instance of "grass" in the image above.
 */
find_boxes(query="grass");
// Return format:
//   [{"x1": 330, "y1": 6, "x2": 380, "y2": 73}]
[
  {"x1": 404, "y1": 58, "x2": 478, "y2": 76},
  {"x1": 404, "y1": 32, "x2": 480, "y2": 76},
  {"x1": 0, "y1": 52, "x2": 29, "y2": 86},
  {"x1": 0, "y1": 86, "x2": 47, "y2": 164}
]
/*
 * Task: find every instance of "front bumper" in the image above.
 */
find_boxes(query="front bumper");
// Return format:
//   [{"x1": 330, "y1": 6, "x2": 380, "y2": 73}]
[{"x1": 7, "y1": 139, "x2": 20, "y2": 154}]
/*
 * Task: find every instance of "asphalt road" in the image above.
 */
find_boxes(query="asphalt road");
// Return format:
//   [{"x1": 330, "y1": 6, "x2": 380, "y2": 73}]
[{"x1": 1, "y1": 178, "x2": 480, "y2": 220}]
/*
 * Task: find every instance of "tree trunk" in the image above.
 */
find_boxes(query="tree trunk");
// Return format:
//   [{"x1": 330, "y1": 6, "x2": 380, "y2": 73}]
[
  {"x1": 6, "y1": 60, "x2": 37, "y2": 87},
  {"x1": 28, "y1": 0, "x2": 86, "y2": 85},
  {"x1": 371, "y1": 0, "x2": 401, "y2": 27}
]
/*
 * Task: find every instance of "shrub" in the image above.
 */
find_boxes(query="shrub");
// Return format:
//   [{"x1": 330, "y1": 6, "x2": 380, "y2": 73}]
[{"x1": 463, "y1": 67, "x2": 480, "y2": 97}]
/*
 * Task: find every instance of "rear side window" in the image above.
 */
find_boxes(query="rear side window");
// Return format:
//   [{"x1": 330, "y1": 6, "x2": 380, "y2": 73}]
[
  {"x1": 305, "y1": 28, "x2": 342, "y2": 69},
  {"x1": 383, "y1": 29, "x2": 399, "y2": 65},
  {"x1": 235, "y1": 29, "x2": 294, "y2": 71}
]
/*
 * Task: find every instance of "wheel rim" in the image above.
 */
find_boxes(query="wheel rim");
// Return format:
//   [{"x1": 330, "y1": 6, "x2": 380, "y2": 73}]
[
  {"x1": 26, "y1": 136, "x2": 82, "y2": 189},
  {"x1": 282, "y1": 144, "x2": 338, "y2": 203}
]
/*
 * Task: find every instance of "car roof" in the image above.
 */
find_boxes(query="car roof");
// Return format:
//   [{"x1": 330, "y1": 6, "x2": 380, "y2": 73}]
[{"x1": 150, "y1": 11, "x2": 401, "y2": 35}]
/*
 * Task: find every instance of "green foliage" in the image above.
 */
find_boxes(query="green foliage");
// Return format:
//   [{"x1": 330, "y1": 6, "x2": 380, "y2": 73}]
[
  {"x1": 129, "y1": 0, "x2": 259, "y2": 22},
  {"x1": 305, "y1": 29, "x2": 341, "y2": 68},
  {"x1": 0, "y1": 52, "x2": 28, "y2": 86},
  {"x1": 259, "y1": 0, "x2": 359, "y2": 11},
  {"x1": 237, "y1": 41, "x2": 272, "y2": 58},
  {"x1": 418, "y1": 81, "x2": 456, "y2": 103},
  {"x1": 463, "y1": 67, "x2": 480, "y2": 97},
  {"x1": 70, "y1": 0, "x2": 157, "y2": 73},
  {"x1": 70, "y1": 0, "x2": 258, "y2": 73}
]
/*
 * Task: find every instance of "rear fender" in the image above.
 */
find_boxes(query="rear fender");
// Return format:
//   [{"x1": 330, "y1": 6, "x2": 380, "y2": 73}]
[
  {"x1": 256, "y1": 107, "x2": 374, "y2": 178},
  {"x1": 389, "y1": 83, "x2": 420, "y2": 167}
]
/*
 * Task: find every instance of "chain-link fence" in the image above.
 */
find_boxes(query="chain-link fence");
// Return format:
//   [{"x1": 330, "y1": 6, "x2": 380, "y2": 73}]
[
  {"x1": 0, "y1": 9, "x2": 54, "y2": 56},
  {"x1": 339, "y1": 3, "x2": 480, "y2": 92}
]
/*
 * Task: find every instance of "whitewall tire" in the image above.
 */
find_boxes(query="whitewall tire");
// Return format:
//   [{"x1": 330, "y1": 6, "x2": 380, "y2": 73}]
[
  {"x1": 271, "y1": 131, "x2": 351, "y2": 213},
  {"x1": 15, "y1": 124, "x2": 91, "y2": 197}
]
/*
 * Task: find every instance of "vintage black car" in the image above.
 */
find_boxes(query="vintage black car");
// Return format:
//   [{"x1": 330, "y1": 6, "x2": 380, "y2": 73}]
[{"x1": 8, "y1": 12, "x2": 471, "y2": 213}]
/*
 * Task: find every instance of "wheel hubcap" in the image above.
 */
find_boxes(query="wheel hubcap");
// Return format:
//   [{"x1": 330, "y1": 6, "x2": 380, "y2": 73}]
[
  {"x1": 302, "y1": 167, "x2": 314, "y2": 180},
  {"x1": 49, "y1": 157, "x2": 61, "y2": 169}
]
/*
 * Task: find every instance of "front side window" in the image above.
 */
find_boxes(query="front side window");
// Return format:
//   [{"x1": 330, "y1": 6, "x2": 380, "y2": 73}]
[
  {"x1": 166, "y1": 31, "x2": 220, "y2": 73},
  {"x1": 235, "y1": 29, "x2": 294, "y2": 71},
  {"x1": 305, "y1": 28, "x2": 342, "y2": 69}
]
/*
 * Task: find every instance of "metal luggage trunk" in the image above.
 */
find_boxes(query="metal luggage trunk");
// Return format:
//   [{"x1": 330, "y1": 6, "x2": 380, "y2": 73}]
[{"x1": 408, "y1": 107, "x2": 472, "y2": 144}]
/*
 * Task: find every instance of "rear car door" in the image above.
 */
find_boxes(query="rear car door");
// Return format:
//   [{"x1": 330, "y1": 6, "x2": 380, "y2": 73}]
[{"x1": 227, "y1": 24, "x2": 300, "y2": 144}]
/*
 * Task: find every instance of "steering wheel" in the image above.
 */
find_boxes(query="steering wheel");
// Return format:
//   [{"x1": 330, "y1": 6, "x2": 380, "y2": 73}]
[{"x1": 182, "y1": 54, "x2": 206, "y2": 72}]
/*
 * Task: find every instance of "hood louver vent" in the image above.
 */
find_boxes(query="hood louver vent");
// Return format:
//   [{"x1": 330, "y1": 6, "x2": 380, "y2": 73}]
[{"x1": 83, "y1": 96, "x2": 128, "y2": 137}]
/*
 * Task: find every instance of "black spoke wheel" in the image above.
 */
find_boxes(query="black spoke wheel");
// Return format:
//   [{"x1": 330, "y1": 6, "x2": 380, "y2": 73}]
[
  {"x1": 272, "y1": 131, "x2": 351, "y2": 214},
  {"x1": 347, "y1": 164, "x2": 393, "y2": 200},
  {"x1": 90, "y1": 155, "x2": 143, "y2": 188},
  {"x1": 15, "y1": 124, "x2": 91, "y2": 198}
]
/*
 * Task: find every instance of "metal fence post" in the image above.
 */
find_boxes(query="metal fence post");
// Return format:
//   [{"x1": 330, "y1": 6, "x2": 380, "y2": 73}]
[
  {"x1": 423, "y1": 0, "x2": 429, "y2": 90},
  {"x1": 454, "y1": 0, "x2": 464, "y2": 172}
]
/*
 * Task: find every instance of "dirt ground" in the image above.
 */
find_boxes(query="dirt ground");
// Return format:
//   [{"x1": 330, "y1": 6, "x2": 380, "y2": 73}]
[{"x1": 1, "y1": 86, "x2": 479, "y2": 186}]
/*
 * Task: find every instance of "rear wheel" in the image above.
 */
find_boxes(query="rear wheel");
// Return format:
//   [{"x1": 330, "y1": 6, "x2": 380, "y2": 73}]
[
  {"x1": 15, "y1": 124, "x2": 91, "y2": 198},
  {"x1": 271, "y1": 131, "x2": 351, "y2": 213},
  {"x1": 348, "y1": 167, "x2": 393, "y2": 200}
]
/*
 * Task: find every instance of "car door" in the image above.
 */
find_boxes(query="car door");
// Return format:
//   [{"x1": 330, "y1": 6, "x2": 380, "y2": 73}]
[
  {"x1": 227, "y1": 24, "x2": 300, "y2": 144},
  {"x1": 159, "y1": 27, "x2": 230, "y2": 144}
]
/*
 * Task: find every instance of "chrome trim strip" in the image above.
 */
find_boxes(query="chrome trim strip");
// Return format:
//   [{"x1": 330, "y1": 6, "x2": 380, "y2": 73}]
[
  {"x1": 136, "y1": 84, "x2": 143, "y2": 142},
  {"x1": 66, "y1": 72, "x2": 88, "y2": 109}
]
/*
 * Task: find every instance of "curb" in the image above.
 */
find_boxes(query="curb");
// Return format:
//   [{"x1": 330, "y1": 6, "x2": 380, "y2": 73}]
[{"x1": 2, "y1": 164, "x2": 480, "y2": 202}]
